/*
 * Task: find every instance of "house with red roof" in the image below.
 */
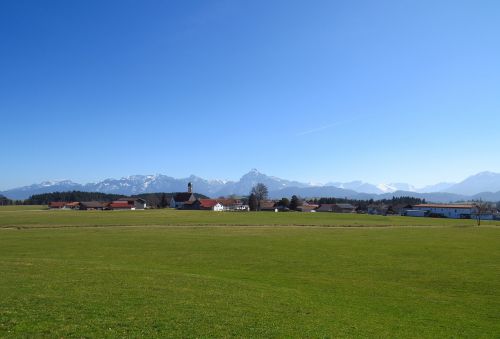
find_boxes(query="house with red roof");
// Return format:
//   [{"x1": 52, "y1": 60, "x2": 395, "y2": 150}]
[
  {"x1": 198, "y1": 199, "x2": 225, "y2": 211},
  {"x1": 48, "y1": 201, "x2": 80, "y2": 209},
  {"x1": 109, "y1": 201, "x2": 137, "y2": 210},
  {"x1": 117, "y1": 197, "x2": 147, "y2": 209}
]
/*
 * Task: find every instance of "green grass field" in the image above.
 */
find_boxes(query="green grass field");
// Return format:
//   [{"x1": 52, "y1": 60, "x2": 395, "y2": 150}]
[
  {"x1": 0, "y1": 207, "x2": 499, "y2": 337},
  {"x1": 1, "y1": 206, "x2": 499, "y2": 228}
]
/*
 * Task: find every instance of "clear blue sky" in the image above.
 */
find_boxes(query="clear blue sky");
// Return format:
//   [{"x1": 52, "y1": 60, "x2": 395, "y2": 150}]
[{"x1": 1, "y1": 0, "x2": 499, "y2": 190}]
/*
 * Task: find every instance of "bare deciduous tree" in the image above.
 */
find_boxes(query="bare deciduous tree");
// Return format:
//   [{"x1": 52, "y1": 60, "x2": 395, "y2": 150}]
[
  {"x1": 473, "y1": 199, "x2": 489, "y2": 226},
  {"x1": 250, "y1": 183, "x2": 268, "y2": 211}
]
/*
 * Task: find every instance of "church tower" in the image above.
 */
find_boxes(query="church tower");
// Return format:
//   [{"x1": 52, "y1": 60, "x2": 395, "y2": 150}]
[{"x1": 187, "y1": 182, "x2": 193, "y2": 193}]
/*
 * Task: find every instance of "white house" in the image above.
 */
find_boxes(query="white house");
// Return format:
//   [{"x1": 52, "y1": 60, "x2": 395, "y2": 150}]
[
  {"x1": 412, "y1": 204, "x2": 475, "y2": 219},
  {"x1": 213, "y1": 203, "x2": 224, "y2": 211}
]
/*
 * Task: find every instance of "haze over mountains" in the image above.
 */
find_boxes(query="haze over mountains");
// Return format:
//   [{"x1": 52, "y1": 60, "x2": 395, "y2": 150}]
[{"x1": 2, "y1": 170, "x2": 500, "y2": 202}]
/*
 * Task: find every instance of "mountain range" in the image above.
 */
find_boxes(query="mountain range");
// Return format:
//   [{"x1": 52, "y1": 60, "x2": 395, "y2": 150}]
[{"x1": 2, "y1": 170, "x2": 500, "y2": 202}]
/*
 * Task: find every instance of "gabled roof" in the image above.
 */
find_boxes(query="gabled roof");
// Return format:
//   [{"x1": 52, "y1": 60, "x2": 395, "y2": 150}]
[
  {"x1": 414, "y1": 204, "x2": 474, "y2": 209},
  {"x1": 49, "y1": 202, "x2": 66, "y2": 207},
  {"x1": 118, "y1": 197, "x2": 146, "y2": 203},
  {"x1": 260, "y1": 201, "x2": 277, "y2": 209},
  {"x1": 199, "y1": 199, "x2": 221, "y2": 208},
  {"x1": 216, "y1": 199, "x2": 240, "y2": 206},
  {"x1": 316, "y1": 203, "x2": 355, "y2": 211},
  {"x1": 109, "y1": 202, "x2": 133, "y2": 208},
  {"x1": 316, "y1": 204, "x2": 335, "y2": 211},
  {"x1": 336, "y1": 203, "x2": 355, "y2": 209},
  {"x1": 297, "y1": 205, "x2": 318, "y2": 211},
  {"x1": 173, "y1": 193, "x2": 195, "y2": 203},
  {"x1": 80, "y1": 201, "x2": 106, "y2": 208}
]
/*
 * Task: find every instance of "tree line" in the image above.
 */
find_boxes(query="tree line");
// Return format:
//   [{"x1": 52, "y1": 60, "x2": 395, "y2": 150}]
[
  {"x1": 246, "y1": 183, "x2": 428, "y2": 212},
  {"x1": 0, "y1": 195, "x2": 24, "y2": 205},
  {"x1": 24, "y1": 191, "x2": 127, "y2": 205},
  {"x1": 20, "y1": 191, "x2": 210, "y2": 207}
]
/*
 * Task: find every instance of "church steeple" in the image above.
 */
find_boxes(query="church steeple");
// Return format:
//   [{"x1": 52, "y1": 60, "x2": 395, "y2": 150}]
[{"x1": 187, "y1": 182, "x2": 193, "y2": 193}]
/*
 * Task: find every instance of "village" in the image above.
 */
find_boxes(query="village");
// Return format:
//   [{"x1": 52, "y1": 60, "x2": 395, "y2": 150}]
[{"x1": 47, "y1": 182, "x2": 500, "y2": 220}]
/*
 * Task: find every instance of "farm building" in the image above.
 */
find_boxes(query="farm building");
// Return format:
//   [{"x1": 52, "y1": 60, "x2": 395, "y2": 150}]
[
  {"x1": 217, "y1": 199, "x2": 249, "y2": 211},
  {"x1": 229, "y1": 203, "x2": 250, "y2": 211},
  {"x1": 296, "y1": 204, "x2": 319, "y2": 212},
  {"x1": 48, "y1": 202, "x2": 80, "y2": 209},
  {"x1": 185, "y1": 199, "x2": 249, "y2": 211},
  {"x1": 109, "y1": 201, "x2": 136, "y2": 210},
  {"x1": 117, "y1": 197, "x2": 147, "y2": 210},
  {"x1": 198, "y1": 199, "x2": 225, "y2": 211},
  {"x1": 412, "y1": 204, "x2": 475, "y2": 219},
  {"x1": 260, "y1": 200, "x2": 278, "y2": 212},
  {"x1": 367, "y1": 204, "x2": 390, "y2": 215},
  {"x1": 316, "y1": 203, "x2": 355, "y2": 213},
  {"x1": 79, "y1": 201, "x2": 106, "y2": 210},
  {"x1": 47, "y1": 202, "x2": 64, "y2": 209},
  {"x1": 470, "y1": 212, "x2": 495, "y2": 220},
  {"x1": 404, "y1": 210, "x2": 427, "y2": 217}
]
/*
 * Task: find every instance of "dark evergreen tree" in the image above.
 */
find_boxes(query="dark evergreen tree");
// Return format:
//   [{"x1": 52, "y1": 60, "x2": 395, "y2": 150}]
[
  {"x1": 277, "y1": 198, "x2": 290, "y2": 208},
  {"x1": 0, "y1": 195, "x2": 13, "y2": 206},
  {"x1": 23, "y1": 191, "x2": 209, "y2": 207},
  {"x1": 25, "y1": 191, "x2": 126, "y2": 205},
  {"x1": 289, "y1": 195, "x2": 300, "y2": 210},
  {"x1": 248, "y1": 193, "x2": 258, "y2": 211},
  {"x1": 160, "y1": 193, "x2": 168, "y2": 208}
]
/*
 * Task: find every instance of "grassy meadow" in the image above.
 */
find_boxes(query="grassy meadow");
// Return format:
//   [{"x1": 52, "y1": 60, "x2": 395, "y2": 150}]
[
  {"x1": 0, "y1": 206, "x2": 499, "y2": 337},
  {"x1": 1, "y1": 206, "x2": 499, "y2": 228}
]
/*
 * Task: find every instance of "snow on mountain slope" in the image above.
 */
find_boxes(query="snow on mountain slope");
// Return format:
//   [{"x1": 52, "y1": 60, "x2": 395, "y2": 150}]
[{"x1": 2, "y1": 170, "x2": 499, "y2": 200}]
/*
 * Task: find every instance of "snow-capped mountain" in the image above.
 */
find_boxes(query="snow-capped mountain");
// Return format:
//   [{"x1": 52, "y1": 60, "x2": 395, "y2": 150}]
[
  {"x1": 1, "y1": 180, "x2": 82, "y2": 199},
  {"x1": 445, "y1": 171, "x2": 500, "y2": 196},
  {"x1": 385, "y1": 183, "x2": 418, "y2": 192},
  {"x1": 326, "y1": 181, "x2": 417, "y2": 194},
  {"x1": 84, "y1": 174, "x2": 229, "y2": 197},
  {"x1": 416, "y1": 182, "x2": 455, "y2": 193},
  {"x1": 1, "y1": 170, "x2": 500, "y2": 201},
  {"x1": 2, "y1": 169, "x2": 304, "y2": 199},
  {"x1": 327, "y1": 181, "x2": 386, "y2": 194},
  {"x1": 219, "y1": 169, "x2": 309, "y2": 196}
]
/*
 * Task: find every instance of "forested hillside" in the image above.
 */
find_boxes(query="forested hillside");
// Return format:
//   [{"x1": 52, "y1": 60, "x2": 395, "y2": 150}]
[{"x1": 24, "y1": 191, "x2": 210, "y2": 207}]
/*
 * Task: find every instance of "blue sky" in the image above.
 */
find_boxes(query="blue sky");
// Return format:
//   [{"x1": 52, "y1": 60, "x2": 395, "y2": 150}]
[{"x1": 1, "y1": 0, "x2": 499, "y2": 190}]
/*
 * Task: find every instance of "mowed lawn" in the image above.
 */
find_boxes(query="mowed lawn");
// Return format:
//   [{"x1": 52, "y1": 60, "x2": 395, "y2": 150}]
[{"x1": 0, "y1": 221, "x2": 499, "y2": 337}]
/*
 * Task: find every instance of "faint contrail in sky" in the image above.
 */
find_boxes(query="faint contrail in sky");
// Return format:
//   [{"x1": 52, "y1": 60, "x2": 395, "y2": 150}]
[
  {"x1": 295, "y1": 114, "x2": 371, "y2": 136},
  {"x1": 295, "y1": 122, "x2": 344, "y2": 136}
]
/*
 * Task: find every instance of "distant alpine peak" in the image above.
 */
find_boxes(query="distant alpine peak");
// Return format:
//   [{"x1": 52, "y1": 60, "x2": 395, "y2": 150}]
[
  {"x1": 244, "y1": 168, "x2": 265, "y2": 177},
  {"x1": 40, "y1": 179, "x2": 76, "y2": 186},
  {"x1": 376, "y1": 183, "x2": 396, "y2": 193},
  {"x1": 241, "y1": 169, "x2": 265, "y2": 179},
  {"x1": 125, "y1": 174, "x2": 152, "y2": 180},
  {"x1": 1, "y1": 170, "x2": 500, "y2": 200},
  {"x1": 474, "y1": 171, "x2": 496, "y2": 177}
]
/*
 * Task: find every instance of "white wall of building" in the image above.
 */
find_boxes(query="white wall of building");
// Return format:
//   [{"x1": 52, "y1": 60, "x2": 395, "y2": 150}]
[
  {"x1": 413, "y1": 206, "x2": 473, "y2": 219},
  {"x1": 213, "y1": 203, "x2": 224, "y2": 211}
]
